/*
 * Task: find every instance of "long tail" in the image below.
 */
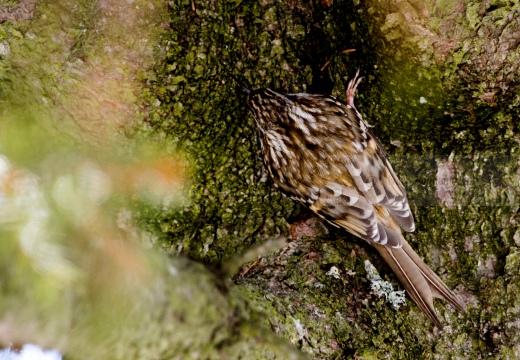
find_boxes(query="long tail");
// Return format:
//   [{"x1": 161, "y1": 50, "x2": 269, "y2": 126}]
[{"x1": 373, "y1": 241, "x2": 465, "y2": 329}]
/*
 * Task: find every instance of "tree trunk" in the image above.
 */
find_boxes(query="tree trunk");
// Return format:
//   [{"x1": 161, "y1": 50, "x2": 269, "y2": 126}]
[{"x1": 1, "y1": 0, "x2": 519, "y2": 358}]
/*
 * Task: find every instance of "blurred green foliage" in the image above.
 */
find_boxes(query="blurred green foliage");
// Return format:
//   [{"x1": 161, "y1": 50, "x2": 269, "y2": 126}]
[{"x1": 0, "y1": 109, "x2": 187, "y2": 353}]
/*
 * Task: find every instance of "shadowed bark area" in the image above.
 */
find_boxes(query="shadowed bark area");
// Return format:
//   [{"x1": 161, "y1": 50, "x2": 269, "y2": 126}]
[{"x1": 0, "y1": 0, "x2": 519, "y2": 359}]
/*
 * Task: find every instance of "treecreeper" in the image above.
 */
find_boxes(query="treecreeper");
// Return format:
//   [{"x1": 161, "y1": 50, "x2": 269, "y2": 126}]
[{"x1": 246, "y1": 71, "x2": 465, "y2": 328}]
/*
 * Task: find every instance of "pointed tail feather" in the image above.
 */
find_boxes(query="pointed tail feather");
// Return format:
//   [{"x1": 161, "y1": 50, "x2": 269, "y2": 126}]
[{"x1": 373, "y1": 241, "x2": 465, "y2": 328}]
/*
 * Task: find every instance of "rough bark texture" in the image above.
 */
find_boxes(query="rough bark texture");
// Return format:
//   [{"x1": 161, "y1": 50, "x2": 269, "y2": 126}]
[{"x1": 1, "y1": 0, "x2": 519, "y2": 359}]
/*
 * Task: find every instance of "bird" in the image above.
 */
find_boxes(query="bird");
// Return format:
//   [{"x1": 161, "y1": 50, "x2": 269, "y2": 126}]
[{"x1": 246, "y1": 70, "x2": 465, "y2": 328}]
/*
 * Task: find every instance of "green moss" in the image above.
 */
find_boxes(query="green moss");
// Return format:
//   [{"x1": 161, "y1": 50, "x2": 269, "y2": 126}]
[
  {"x1": 139, "y1": 1, "x2": 322, "y2": 263},
  {"x1": 505, "y1": 249, "x2": 520, "y2": 276},
  {"x1": 0, "y1": 0, "x2": 18, "y2": 7}
]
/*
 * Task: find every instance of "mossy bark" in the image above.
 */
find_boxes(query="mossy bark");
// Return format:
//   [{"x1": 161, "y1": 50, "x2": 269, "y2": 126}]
[
  {"x1": 144, "y1": 0, "x2": 520, "y2": 358},
  {"x1": 1, "y1": 0, "x2": 520, "y2": 359}
]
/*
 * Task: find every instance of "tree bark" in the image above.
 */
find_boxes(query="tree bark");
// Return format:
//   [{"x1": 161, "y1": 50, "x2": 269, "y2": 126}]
[{"x1": 1, "y1": 0, "x2": 519, "y2": 359}]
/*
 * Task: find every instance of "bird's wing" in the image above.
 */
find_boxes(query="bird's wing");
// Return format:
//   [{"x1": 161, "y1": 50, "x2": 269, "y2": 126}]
[
  {"x1": 339, "y1": 72, "x2": 416, "y2": 232},
  {"x1": 345, "y1": 133, "x2": 415, "y2": 232},
  {"x1": 297, "y1": 93, "x2": 415, "y2": 233},
  {"x1": 309, "y1": 183, "x2": 404, "y2": 247}
]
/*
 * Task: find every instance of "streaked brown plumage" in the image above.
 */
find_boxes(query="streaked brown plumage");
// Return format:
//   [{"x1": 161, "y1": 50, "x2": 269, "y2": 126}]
[{"x1": 247, "y1": 71, "x2": 465, "y2": 328}]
